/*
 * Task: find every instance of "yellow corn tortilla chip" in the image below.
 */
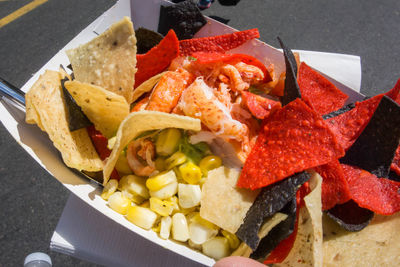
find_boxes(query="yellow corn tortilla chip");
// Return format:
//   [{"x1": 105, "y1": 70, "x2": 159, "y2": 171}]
[
  {"x1": 64, "y1": 80, "x2": 129, "y2": 139},
  {"x1": 274, "y1": 172, "x2": 323, "y2": 267},
  {"x1": 131, "y1": 72, "x2": 166, "y2": 103},
  {"x1": 25, "y1": 70, "x2": 103, "y2": 172},
  {"x1": 103, "y1": 111, "x2": 201, "y2": 184},
  {"x1": 232, "y1": 212, "x2": 288, "y2": 258},
  {"x1": 200, "y1": 166, "x2": 260, "y2": 233},
  {"x1": 323, "y1": 212, "x2": 400, "y2": 266},
  {"x1": 66, "y1": 17, "x2": 137, "y2": 103}
]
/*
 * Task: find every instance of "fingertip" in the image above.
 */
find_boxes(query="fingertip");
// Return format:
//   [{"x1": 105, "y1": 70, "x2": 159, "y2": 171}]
[{"x1": 214, "y1": 256, "x2": 266, "y2": 267}]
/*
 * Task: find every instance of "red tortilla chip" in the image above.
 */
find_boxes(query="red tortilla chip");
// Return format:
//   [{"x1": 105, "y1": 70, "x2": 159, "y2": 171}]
[
  {"x1": 385, "y1": 78, "x2": 400, "y2": 102},
  {"x1": 237, "y1": 98, "x2": 344, "y2": 189},
  {"x1": 314, "y1": 160, "x2": 351, "y2": 210},
  {"x1": 192, "y1": 52, "x2": 272, "y2": 82},
  {"x1": 342, "y1": 164, "x2": 400, "y2": 215},
  {"x1": 298, "y1": 62, "x2": 348, "y2": 115},
  {"x1": 135, "y1": 30, "x2": 179, "y2": 88},
  {"x1": 241, "y1": 91, "x2": 281, "y2": 119},
  {"x1": 326, "y1": 95, "x2": 382, "y2": 150},
  {"x1": 327, "y1": 79, "x2": 400, "y2": 151},
  {"x1": 179, "y1": 28, "x2": 260, "y2": 56}
]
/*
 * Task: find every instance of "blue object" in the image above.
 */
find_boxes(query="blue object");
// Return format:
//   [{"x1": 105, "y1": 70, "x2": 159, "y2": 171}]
[{"x1": 198, "y1": 0, "x2": 212, "y2": 10}]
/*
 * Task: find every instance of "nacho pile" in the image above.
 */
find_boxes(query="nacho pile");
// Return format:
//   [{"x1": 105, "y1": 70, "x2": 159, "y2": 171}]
[{"x1": 24, "y1": 9, "x2": 400, "y2": 266}]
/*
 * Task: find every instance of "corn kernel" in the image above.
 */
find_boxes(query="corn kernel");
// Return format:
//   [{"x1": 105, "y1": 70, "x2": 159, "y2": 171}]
[
  {"x1": 149, "y1": 197, "x2": 175, "y2": 216},
  {"x1": 126, "y1": 206, "x2": 158, "y2": 230},
  {"x1": 189, "y1": 221, "x2": 218, "y2": 245},
  {"x1": 159, "y1": 216, "x2": 172, "y2": 239},
  {"x1": 156, "y1": 128, "x2": 182, "y2": 156},
  {"x1": 172, "y1": 213, "x2": 190, "y2": 242},
  {"x1": 179, "y1": 162, "x2": 202, "y2": 184},
  {"x1": 108, "y1": 191, "x2": 131, "y2": 215},
  {"x1": 101, "y1": 179, "x2": 118, "y2": 200},
  {"x1": 221, "y1": 230, "x2": 240, "y2": 250},
  {"x1": 202, "y1": 237, "x2": 230, "y2": 260},
  {"x1": 190, "y1": 213, "x2": 219, "y2": 231},
  {"x1": 149, "y1": 181, "x2": 178, "y2": 200},
  {"x1": 199, "y1": 155, "x2": 222, "y2": 176},
  {"x1": 178, "y1": 183, "x2": 201, "y2": 209},
  {"x1": 146, "y1": 170, "x2": 176, "y2": 191},
  {"x1": 119, "y1": 175, "x2": 149, "y2": 199},
  {"x1": 167, "y1": 196, "x2": 180, "y2": 213},
  {"x1": 165, "y1": 151, "x2": 187, "y2": 170}
]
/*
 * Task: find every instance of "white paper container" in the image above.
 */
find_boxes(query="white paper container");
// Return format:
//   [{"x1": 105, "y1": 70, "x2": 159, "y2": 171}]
[{"x1": 0, "y1": 0, "x2": 363, "y2": 266}]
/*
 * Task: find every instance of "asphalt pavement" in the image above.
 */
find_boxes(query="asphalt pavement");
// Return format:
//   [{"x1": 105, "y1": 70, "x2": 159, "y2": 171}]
[{"x1": 0, "y1": 0, "x2": 399, "y2": 266}]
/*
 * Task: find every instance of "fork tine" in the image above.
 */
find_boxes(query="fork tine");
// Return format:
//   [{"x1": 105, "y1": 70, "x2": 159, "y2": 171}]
[{"x1": 0, "y1": 76, "x2": 26, "y2": 106}]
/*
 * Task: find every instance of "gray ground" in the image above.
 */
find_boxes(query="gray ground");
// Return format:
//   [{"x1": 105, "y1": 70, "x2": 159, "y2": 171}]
[{"x1": 0, "y1": 0, "x2": 399, "y2": 266}]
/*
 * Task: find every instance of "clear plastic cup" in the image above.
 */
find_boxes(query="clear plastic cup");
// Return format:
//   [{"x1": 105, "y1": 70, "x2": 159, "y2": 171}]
[{"x1": 24, "y1": 252, "x2": 52, "y2": 267}]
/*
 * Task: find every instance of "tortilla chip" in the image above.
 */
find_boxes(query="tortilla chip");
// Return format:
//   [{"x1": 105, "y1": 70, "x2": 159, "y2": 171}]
[
  {"x1": 64, "y1": 80, "x2": 129, "y2": 139},
  {"x1": 103, "y1": 111, "x2": 201, "y2": 184},
  {"x1": 274, "y1": 172, "x2": 323, "y2": 267},
  {"x1": 232, "y1": 212, "x2": 288, "y2": 258},
  {"x1": 131, "y1": 72, "x2": 166, "y2": 103},
  {"x1": 25, "y1": 70, "x2": 103, "y2": 172},
  {"x1": 200, "y1": 166, "x2": 260, "y2": 234},
  {"x1": 323, "y1": 213, "x2": 400, "y2": 266},
  {"x1": 66, "y1": 17, "x2": 137, "y2": 103}
]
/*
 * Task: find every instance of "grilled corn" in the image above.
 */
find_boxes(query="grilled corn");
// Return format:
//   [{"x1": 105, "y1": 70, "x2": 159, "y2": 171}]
[
  {"x1": 202, "y1": 237, "x2": 230, "y2": 260},
  {"x1": 107, "y1": 191, "x2": 131, "y2": 215},
  {"x1": 101, "y1": 179, "x2": 118, "y2": 200},
  {"x1": 199, "y1": 155, "x2": 222, "y2": 176},
  {"x1": 119, "y1": 175, "x2": 149, "y2": 199},
  {"x1": 179, "y1": 162, "x2": 202, "y2": 184},
  {"x1": 172, "y1": 213, "x2": 190, "y2": 242},
  {"x1": 149, "y1": 197, "x2": 175, "y2": 216},
  {"x1": 165, "y1": 151, "x2": 187, "y2": 170},
  {"x1": 126, "y1": 206, "x2": 158, "y2": 230},
  {"x1": 159, "y1": 216, "x2": 172, "y2": 239},
  {"x1": 178, "y1": 184, "x2": 201, "y2": 209},
  {"x1": 146, "y1": 170, "x2": 176, "y2": 191},
  {"x1": 156, "y1": 128, "x2": 182, "y2": 156}
]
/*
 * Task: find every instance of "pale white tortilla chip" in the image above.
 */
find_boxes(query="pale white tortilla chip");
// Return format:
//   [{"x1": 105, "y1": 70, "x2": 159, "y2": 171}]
[
  {"x1": 131, "y1": 72, "x2": 166, "y2": 103},
  {"x1": 200, "y1": 166, "x2": 260, "y2": 233},
  {"x1": 66, "y1": 16, "x2": 137, "y2": 103},
  {"x1": 25, "y1": 70, "x2": 103, "y2": 172},
  {"x1": 103, "y1": 111, "x2": 201, "y2": 184},
  {"x1": 64, "y1": 80, "x2": 129, "y2": 139},
  {"x1": 274, "y1": 172, "x2": 323, "y2": 267},
  {"x1": 323, "y1": 212, "x2": 400, "y2": 266}
]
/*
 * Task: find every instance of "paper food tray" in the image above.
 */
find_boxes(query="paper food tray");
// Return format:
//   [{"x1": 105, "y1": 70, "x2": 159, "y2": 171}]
[{"x1": 0, "y1": 0, "x2": 362, "y2": 265}]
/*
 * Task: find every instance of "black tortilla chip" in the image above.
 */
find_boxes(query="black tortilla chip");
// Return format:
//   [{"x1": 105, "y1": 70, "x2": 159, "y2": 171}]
[
  {"x1": 277, "y1": 37, "x2": 301, "y2": 106},
  {"x1": 61, "y1": 78, "x2": 92, "y2": 132},
  {"x1": 250, "y1": 197, "x2": 297, "y2": 260},
  {"x1": 322, "y1": 102, "x2": 355, "y2": 120},
  {"x1": 326, "y1": 200, "x2": 373, "y2": 232},
  {"x1": 236, "y1": 171, "x2": 310, "y2": 250},
  {"x1": 135, "y1": 28, "x2": 164, "y2": 54},
  {"x1": 158, "y1": 0, "x2": 207, "y2": 40},
  {"x1": 340, "y1": 96, "x2": 400, "y2": 178},
  {"x1": 388, "y1": 170, "x2": 400, "y2": 182}
]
